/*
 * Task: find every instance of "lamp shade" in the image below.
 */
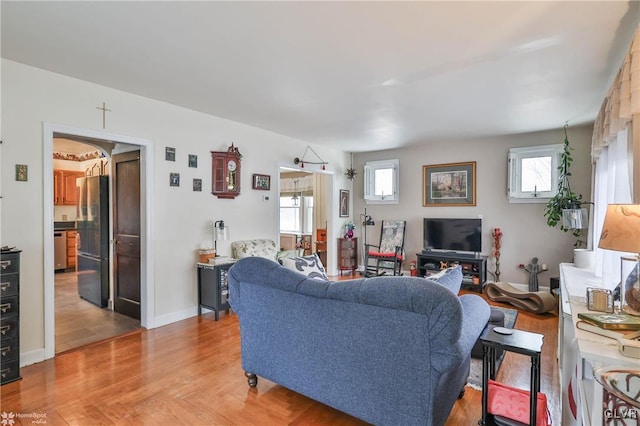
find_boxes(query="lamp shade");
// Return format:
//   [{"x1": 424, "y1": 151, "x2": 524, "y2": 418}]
[{"x1": 598, "y1": 204, "x2": 640, "y2": 253}]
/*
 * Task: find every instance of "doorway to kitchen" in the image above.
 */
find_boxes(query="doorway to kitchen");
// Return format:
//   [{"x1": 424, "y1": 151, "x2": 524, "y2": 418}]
[
  {"x1": 43, "y1": 123, "x2": 154, "y2": 360},
  {"x1": 52, "y1": 136, "x2": 140, "y2": 353}
]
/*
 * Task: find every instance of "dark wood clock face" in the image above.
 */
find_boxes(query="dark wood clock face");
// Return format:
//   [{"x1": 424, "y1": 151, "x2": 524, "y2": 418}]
[{"x1": 211, "y1": 145, "x2": 241, "y2": 199}]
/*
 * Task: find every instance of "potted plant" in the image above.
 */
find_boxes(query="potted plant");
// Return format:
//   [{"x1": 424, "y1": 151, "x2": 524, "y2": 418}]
[{"x1": 544, "y1": 124, "x2": 583, "y2": 240}]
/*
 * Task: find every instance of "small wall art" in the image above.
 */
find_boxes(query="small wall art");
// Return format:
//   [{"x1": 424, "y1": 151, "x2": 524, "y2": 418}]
[
  {"x1": 193, "y1": 178, "x2": 202, "y2": 192},
  {"x1": 165, "y1": 147, "x2": 176, "y2": 162},
  {"x1": 170, "y1": 172, "x2": 180, "y2": 187},
  {"x1": 423, "y1": 161, "x2": 476, "y2": 206},
  {"x1": 339, "y1": 189, "x2": 349, "y2": 217},
  {"x1": 252, "y1": 174, "x2": 271, "y2": 190},
  {"x1": 15, "y1": 164, "x2": 28, "y2": 181},
  {"x1": 188, "y1": 154, "x2": 198, "y2": 168}
]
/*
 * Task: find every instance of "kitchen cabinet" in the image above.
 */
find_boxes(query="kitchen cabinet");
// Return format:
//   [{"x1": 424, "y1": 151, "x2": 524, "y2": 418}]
[
  {"x1": 54, "y1": 170, "x2": 84, "y2": 205},
  {"x1": 66, "y1": 230, "x2": 77, "y2": 269}
]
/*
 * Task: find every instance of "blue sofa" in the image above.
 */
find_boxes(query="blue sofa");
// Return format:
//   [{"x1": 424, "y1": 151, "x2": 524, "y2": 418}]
[{"x1": 228, "y1": 257, "x2": 490, "y2": 426}]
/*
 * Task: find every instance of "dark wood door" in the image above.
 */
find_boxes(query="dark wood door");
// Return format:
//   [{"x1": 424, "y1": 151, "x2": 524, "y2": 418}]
[{"x1": 112, "y1": 151, "x2": 141, "y2": 320}]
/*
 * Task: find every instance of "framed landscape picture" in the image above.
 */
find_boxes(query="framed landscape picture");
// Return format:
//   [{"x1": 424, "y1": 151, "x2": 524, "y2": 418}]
[{"x1": 423, "y1": 161, "x2": 476, "y2": 206}]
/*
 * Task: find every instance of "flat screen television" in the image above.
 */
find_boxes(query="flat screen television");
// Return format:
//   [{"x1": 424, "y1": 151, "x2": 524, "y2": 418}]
[{"x1": 423, "y1": 218, "x2": 482, "y2": 254}]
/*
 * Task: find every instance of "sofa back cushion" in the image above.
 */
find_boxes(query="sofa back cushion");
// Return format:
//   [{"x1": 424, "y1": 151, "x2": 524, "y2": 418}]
[
  {"x1": 229, "y1": 257, "x2": 462, "y2": 321},
  {"x1": 231, "y1": 239, "x2": 277, "y2": 261}
]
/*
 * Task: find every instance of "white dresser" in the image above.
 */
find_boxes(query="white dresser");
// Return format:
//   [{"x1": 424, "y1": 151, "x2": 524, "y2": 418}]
[{"x1": 559, "y1": 263, "x2": 639, "y2": 426}]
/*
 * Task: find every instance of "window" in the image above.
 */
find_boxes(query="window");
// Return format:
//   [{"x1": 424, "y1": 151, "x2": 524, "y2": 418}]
[
  {"x1": 508, "y1": 144, "x2": 563, "y2": 203},
  {"x1": 280, "y1": 195, "x2": 313, "y2": 234},
  {"x1": 364, "y1": 159, "x2": 399, "y2": 203}
]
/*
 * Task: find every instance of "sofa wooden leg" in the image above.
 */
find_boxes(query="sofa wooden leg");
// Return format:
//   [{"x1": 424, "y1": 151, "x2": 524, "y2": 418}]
[
  {"x1": 245, "y1": 371, "x2": 258, "y2": 387},
  {"x1": 458, "y1": 387, "x2": 466, "y2": 399}
]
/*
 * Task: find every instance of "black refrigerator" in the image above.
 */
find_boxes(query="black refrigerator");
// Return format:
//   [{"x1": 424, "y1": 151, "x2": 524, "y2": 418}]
[{"x1": 76, "y1": 176, "x2": 109, "y2": 307}]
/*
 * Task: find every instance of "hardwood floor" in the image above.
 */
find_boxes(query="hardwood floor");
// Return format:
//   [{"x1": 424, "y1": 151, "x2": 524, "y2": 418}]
[
  {"x1": 55, "y1": 271, "x2": 140, "y2": 353},
  {"x1": 3, "y1": 284, "x2": 559, "y2": 425}
]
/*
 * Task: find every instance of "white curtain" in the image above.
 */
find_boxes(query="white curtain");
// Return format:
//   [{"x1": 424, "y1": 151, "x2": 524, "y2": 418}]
[
  {"x1": 593, "y1": 127, "x2": 632, "y2": 287},
  {"x1": 591, "y1": 24, "x2": 638, "y2": 287},
  {"x1": 280, "y1": 175, "x2": 314, "y2": 194}
]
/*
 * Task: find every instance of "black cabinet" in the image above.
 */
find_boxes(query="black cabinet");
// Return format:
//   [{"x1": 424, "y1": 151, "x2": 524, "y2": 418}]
[
  {"x1": 197, "y1": 260, "x2": 235, "y2": 320},
  {"x1": 416, "y1": 252, "x2": 487, "y2": 293},
  {"x1": 1, "y1": 249, "x2": 21, "y2": 385}
]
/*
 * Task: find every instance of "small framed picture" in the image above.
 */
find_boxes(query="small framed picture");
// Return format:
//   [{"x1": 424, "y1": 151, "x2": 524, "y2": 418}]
[
  {"x1": 170, "y1": 172, "x2": 180, "y2": 187},
  {"x1": 15, "y1": 164, "x2": 28, "y2": 181},
  {"x1": 339, "y1": 189, "x2": 349, "y2": 217},
  {"x1": 193, "y1": 178, "x2": 202, "y2": 192},
  {"x1": 188, "y1": 154, "x2": 198, "y2": 168},
  {"x1": 252, "y1": 174, "x2": 271, "y2": 190},
  {"x1": 165, "y1": 147, "x2": 176, "y2": 162}
]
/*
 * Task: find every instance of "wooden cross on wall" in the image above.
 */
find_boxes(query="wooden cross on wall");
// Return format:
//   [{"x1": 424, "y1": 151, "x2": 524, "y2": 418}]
[{"x1": 96, "y1": 102, "x2": 111, "y2": 128}]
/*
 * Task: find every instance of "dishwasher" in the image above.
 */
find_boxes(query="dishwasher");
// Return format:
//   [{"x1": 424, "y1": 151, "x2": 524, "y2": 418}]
[{"x1": 54, "y1": 230, "x2": 67, "y2": 270}]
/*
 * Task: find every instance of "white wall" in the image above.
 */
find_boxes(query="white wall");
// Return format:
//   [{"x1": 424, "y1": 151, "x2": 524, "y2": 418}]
[
  {"x1": 353, "y1": 124, "x2": 594, "y2": 287},
  {"x1": 1, "y1": 59, "x2": 354, "y2": 356}
]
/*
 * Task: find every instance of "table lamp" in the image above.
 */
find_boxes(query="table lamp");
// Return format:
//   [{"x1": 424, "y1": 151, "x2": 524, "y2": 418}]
[
  {"x1": 598, "y1": 204, "x2": 640, "y2": 316},
  {"x1": 213, "y1": 220, "x2": 229, "y2": 257}
]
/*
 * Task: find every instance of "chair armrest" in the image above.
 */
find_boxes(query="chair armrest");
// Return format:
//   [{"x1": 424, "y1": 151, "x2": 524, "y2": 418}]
[{"x1": 457, "y1": 294, "x2": 491, "y2": 354}]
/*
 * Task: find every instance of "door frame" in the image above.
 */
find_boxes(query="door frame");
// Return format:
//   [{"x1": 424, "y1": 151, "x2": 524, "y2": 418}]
[
  {"x1": 43, "y1": 122, "x2": 155, "y2": 360},
  {"x1": 276, "y1": 164, "x2": 336, "y2": 275}
]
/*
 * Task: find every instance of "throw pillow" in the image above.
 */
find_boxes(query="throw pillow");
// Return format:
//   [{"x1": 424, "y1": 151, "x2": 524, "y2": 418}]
[
  {"x1": 428, "y1": 265, "x2": 462, "y2": 294},
  {"x1": 282, "y1": 254, "x2": 329, "y2": 281}
]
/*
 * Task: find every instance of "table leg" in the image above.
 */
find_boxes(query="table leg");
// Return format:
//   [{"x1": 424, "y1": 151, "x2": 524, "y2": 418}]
[
  {"x1": 489, "y1": 347, "x2": 496, "y2": 380},
  {"x1": 480, "y1": 344, "x2": 489, "y2": 425},
  {"x1": 530, "y1": 353, "x2": 540, "y2": 426}
]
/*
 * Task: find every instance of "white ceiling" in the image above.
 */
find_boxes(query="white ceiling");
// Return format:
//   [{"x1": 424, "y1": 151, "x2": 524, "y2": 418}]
[{"x1": 2, "y1": 1, "x2": 638, "y2": 152}]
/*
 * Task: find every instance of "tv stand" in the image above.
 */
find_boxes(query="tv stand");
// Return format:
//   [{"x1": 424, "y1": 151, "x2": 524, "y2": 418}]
[{"x1": 416, "y1": 252, "x2": 487, "y2": 293}]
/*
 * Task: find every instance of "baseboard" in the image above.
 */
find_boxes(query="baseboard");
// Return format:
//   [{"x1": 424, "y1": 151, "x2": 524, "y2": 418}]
[
  {"x1": 20, "y1": 348, "x2": 46, "y2": 367},
  {"x1": 153, "y1": 307, "x2": 201, "y2": 328}
]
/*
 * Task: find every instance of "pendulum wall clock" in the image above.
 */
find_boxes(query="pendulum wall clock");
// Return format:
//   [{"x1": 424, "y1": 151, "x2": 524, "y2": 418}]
[{"x1": 211, "y1": 143, "x2": 242, "y2": 199}]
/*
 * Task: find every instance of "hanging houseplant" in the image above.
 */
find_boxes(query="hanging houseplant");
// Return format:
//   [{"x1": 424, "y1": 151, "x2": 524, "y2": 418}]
[{"x1": 544, "y1": 124, "x2": 583, "y2": 238}]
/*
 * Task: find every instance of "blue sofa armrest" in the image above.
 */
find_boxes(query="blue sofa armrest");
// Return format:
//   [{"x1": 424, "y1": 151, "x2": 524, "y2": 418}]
[{"x1": 457, "y1": 294, "x2": 491, "y2": 355}]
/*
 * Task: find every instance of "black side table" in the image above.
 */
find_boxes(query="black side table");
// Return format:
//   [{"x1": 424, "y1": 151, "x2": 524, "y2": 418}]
[
  {"x1": 479, "y1": 328, "x2": 544, "y2": 426},
  {"x1": 197, "y1": 259, "x2": 235, "y2": 320}
]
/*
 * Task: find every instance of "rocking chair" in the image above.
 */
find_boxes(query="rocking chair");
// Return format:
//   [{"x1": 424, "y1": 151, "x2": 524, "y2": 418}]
[{"x1": 364, "y1": 220, "x2": 406, "y2": 277}]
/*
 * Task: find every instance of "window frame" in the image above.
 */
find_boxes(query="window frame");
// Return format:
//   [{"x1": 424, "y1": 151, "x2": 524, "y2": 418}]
[
  {"x1": 279, "y1": 194, "x2": 313, "y2": 234},
  {"x1": 508, "y1": 144, "x2": 563, "y2": 203},
  {"x1": 364, "y1": 159, "x2": 399, "y2": 204}
]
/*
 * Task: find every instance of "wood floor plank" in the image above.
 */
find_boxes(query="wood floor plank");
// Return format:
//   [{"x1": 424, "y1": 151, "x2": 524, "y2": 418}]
[{"x1": 2, "y1": 287, "x2": 559, "y2": 425}]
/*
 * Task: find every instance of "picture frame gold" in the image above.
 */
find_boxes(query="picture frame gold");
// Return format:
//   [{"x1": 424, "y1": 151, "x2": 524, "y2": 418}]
[{"x1": 423, "y1": 161, "x2": 476, "y2": 206}]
